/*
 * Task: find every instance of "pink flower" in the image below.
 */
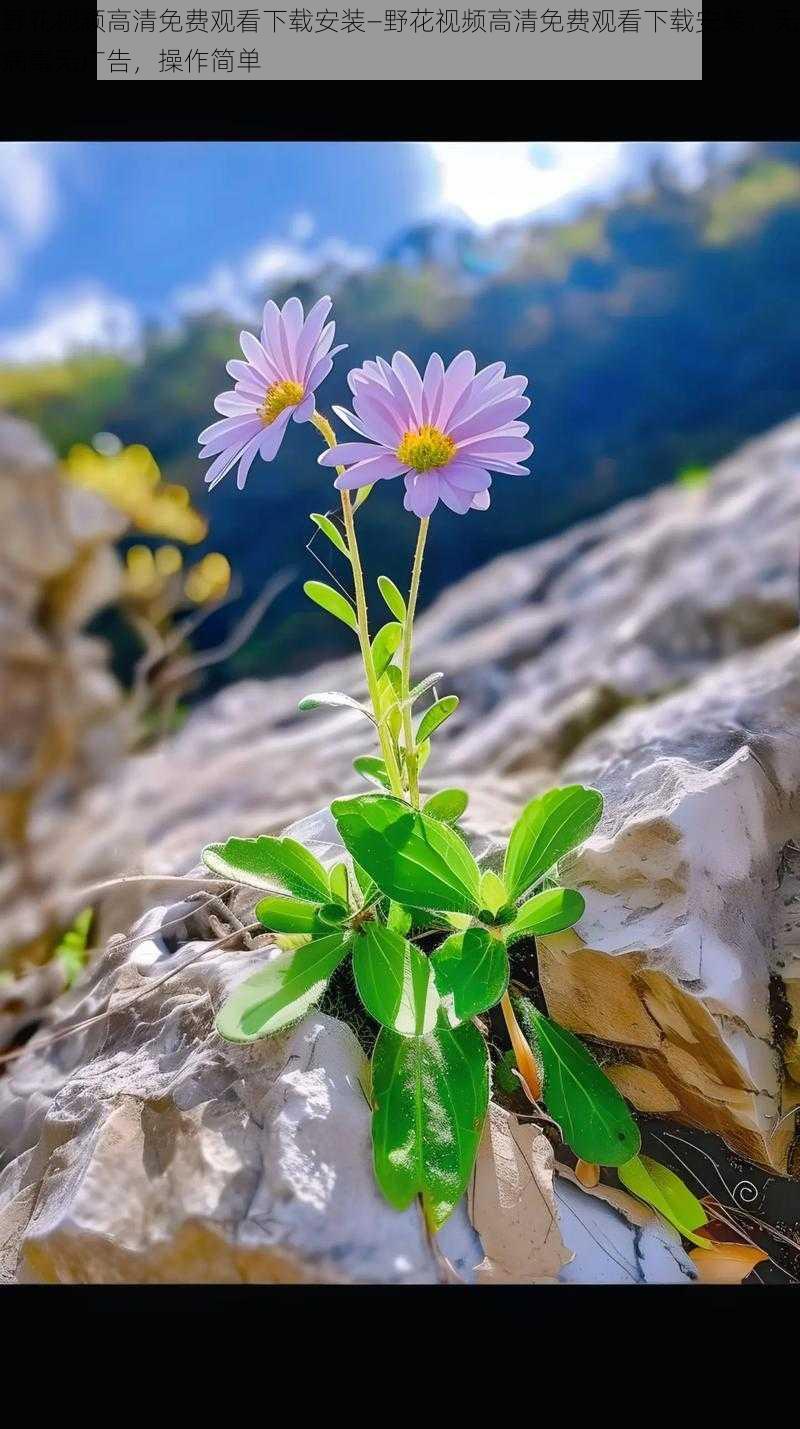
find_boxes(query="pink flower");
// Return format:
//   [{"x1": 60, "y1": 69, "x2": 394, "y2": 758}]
[
  {"x1": 318, "y1": 350, "x2": 532, "y2": 517},
  {"x1": 198, "y1": 295, "x2": 345, "y2": 491}
]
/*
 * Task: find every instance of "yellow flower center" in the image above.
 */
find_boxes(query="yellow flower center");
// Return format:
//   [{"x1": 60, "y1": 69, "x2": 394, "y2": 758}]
[
  {"x1": 397, "y1": 424, "x2": 456, "y2": 473},
  {"x1": 258, "y1": 378, "x2": 304, "y2": 426}
]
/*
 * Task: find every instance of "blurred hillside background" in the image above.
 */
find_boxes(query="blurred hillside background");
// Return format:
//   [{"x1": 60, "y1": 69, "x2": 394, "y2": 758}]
[{"x1": 2, "y1": 138, "x2": 800, "y2": 691}]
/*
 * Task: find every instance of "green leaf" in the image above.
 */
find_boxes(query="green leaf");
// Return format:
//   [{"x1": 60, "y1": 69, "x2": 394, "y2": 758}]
[
  {"x1": 515, "y1": 997, "x2": 641, "y2": 1166},
  {"x1": 422, "y1": 788, "x2": 469, "y2": 823},
  {"x1": 331, "y1": 794, "x2": 482, "y2": 916},
  {"x1": 303, "y1": 580, "x2": 358, "y2": 633},
  {"x1": 494, "y1": 1049, "x2": 521, "y2": 1096},
  {"x1": 416, "y1": 739, "x2": 431, "y2": 774},
  {"x1": 353, "y1": 860, "x2": 379, "y2": 905},
  {"x1": 215, "y1": 933, "x2": 350, "y2": 1043},
  {"x1": 403, "y1": 672, "x2": 444, "y2": 711},
  {"x1": 315, "y1": 902, "x2": 350, "y2": 928},
  {"x1": 386, "y1": 902, "x2": 413, "y2": 935},
  {"x1": 55, "y1": 906, "x2": 93, "y2": 988},
  {"x1": 432, "y1": 927, "x2": 509, "y2": 1024},
  {"x1": 310, "y1": 512, "x2": 351, "y2": 561},
  {"x1": 329, "y1": 862, "x2": 349, "y2": 906},
  {"x1": 255, "y1": 895, "x2": 324, "y2": 934},
  {"x1": 377, "y1": 574, "x2": 406, "y2": 623},
  {"x1": 353, "y1": 755, "x2": 392, "y2": 791},
  {"x1": 479, "y1": 870, "x2": 507, "y2": 917},
  {"x1": 416, "y1": 695, "x2": 459, "y2": 746},
  {"x1": 378, "y1": 665, "x2": 403, "y2": 739},
  {"x1": 298, "y1": 691, "x2": 374, "y2": 722},
  {"x1": 507, "y1": 887, "x2": 586, "y2": 941},
  {"x1": 371, "y1": 622, "x2": 402, "y2": 679},
  {"x1": 352, "y1": 925, "x2": 439, "y2": 1036},
  {"x1": 371, "y1": 1020, "x2": 490, "y2": 1230},
  {"x1": 354, "y1": 483, "x2": 373, "y2": 511},
  {"x1": 202, "y1": 835, "x2": 330, "y2": 902},
  {"x1": 618, "y1": 1156, "x2": 712, "y2": 1249},
  {"x1": 503, "y1": 785, "x2": 604, "y2": 902}
]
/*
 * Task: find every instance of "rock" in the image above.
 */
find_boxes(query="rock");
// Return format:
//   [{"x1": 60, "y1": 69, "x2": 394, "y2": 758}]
[
  {"x1": 539, "y1": 631, "x2": 800, "y2": 1171},
  {"x1": 0, "y1": 888, "x2": 695, "y2": 1286},
  {"x1": 0, "y1": 895, "x2": 480, "y2": 1285},
  {"x1": 554, "y1": 1178, "x2": 695, "y2": 1285}
]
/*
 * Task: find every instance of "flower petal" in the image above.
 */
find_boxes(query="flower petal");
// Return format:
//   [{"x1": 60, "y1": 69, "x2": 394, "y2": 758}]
[
  {"x1": 334, "y1": 454, "x2": 404, "y2": 490},
  {"x1": 438, "y1": 477, "x2": 475, "y2": 515},
  {"x1": 442, "y1": 462, "x2": 492, "y2": 492},
  {"x1": 450, "y1": 395, "x2": 531, "y2": 443},
  {"x1": 471, "y1": 489, "x2": 491, "y2": 511},
  {"x1": 392, "y1": 351, "x2": 425, "y2": 425},
  {"x1": 292, "y1": 393, "x2": 316, "y2": 423},
  {"x1": 261, "y1": 300, "x2": 284, "y2": 364},
  {"x1": 259, "y1": 408, "x2": 292, "y2": 462},
  {"x1": 319, "y1": 441, "x2": 392, "y2": 467},
  {"x1": 235, "y1": 431, "x2": 266, "y2": 491},
  {"x1": 214, "y1": 390, "x2": 259, "y2": 416},
  {"x1": 226, "y1": 358, "x2": 267, "y2": 389},
  {"x1": 295, "y1": 296, "x2": 333, "y2": 377},
  {"x1": 200, "y1": 416, "x2": 262, "y2": 457},
  {"x1": 331, "y1": 404, "x2": 369, "y2": 438},
  {"x1": 281, "y1": 295, "x2": 304, "y2": 349},
  {"x1": 352, "y1": 390, "x2": 406, "y2": 446},
  {"x1": 456, "y1": 434, "x2": 534, "y2": 460},
  {"x1": 421, "y1": 352, "x2": 445, "y2": 424},
  {"x1": 437, "y1": 351, "x2": 477, "y2": 429},
  {"x1": 403, "y1": 471, "x2": 441, "y2": 518},
  {"x1": 305, "y1": 354, "x2": 334, "y2": 393},
  {"x1": 240, "y1": 330, "x2": 278, "y2": 382},
  {"x1": 204, "y1": 434, "x2": 254, "y2": 489},
  {"x1": 199, "y1": 413, "x2": 261, "y2": 446}
]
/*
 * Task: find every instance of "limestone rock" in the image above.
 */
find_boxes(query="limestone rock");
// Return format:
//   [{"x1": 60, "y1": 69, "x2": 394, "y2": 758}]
[
  {"x1": 0, "y1": 891, "x2": 695, "y2": 1285},
  {"x1": 539, "y1": 631, "x2": 800, "y2": 1171},
  {"x1": 0, "y1": 896, "x2": 480, "y2": 1285}
]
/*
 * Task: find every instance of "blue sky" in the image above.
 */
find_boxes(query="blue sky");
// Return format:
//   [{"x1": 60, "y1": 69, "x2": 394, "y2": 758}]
[{"x1": 0, "y1": 141, "x2": 749, "y2": 364}]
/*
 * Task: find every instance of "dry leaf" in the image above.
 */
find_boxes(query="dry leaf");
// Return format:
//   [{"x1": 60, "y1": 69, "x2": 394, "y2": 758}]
[
  {"x1": 500, "y1": 991, "x2": 542, "y2": 1101},
  {"x1": 689, "y1": 1241, "x2": 769, "y2": 1284},
  {"x1": 468, "y1": 1102, "x2": 572, "y2": 1283},
  {"x1": 575, "y1": 1159, "x2": 601, "y2": 1188}
]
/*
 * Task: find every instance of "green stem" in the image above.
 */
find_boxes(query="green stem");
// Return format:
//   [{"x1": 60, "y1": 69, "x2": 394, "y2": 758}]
[
  {"x1": 400, "y1": 516, "x2": 429, "y2": 809},
  {"x1": 311, "y1": 410, "x2": 404, "y2": 798}
]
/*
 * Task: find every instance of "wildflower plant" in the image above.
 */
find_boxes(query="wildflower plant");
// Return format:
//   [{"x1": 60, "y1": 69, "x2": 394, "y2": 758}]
[{"x1": 199, "y1": 295, "x2": 715, "y2": 1248}]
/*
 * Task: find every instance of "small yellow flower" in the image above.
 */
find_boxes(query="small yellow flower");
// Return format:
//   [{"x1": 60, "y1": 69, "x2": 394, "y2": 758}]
[
  {"x1": 65, "y1": 443, "x2": 208, "y2": 544},
  {"x1": 184, "y1": 552, "x2": 231, "y2": 605}
]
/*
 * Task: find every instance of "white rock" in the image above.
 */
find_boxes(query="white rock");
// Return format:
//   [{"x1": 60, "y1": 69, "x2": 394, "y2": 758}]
[{"x1": 0, "y1": 898, "x2": 480, "y2": 1285}]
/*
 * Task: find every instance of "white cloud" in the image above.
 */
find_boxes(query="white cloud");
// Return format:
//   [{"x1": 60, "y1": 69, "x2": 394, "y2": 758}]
[
  {"x1": 0, "y1": 284, "x2": 142, "y2": 365},
  {"x1": 0, "y1": 142, "x2": 63, "y2": 294},
  {"x1": 171, "y1": 231, "x2": 374, "y2": 323},
  {"x1": 428, "y1": 141, "x2": 754, "y2": 229}
]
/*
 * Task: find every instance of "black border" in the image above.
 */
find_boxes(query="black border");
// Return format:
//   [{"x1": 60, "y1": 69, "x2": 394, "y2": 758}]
[{"x1": 1, "y1": 2, "x2": 796, "y2": 140}]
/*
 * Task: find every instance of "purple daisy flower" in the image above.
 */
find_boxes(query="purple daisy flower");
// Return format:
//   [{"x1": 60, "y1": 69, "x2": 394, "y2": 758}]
[
  {"x1": 317, "y1": 350, "x2": 533, "y2": 517},
  {"x1": 198, "y1": 295, "x2": 346, "y2": 491}
]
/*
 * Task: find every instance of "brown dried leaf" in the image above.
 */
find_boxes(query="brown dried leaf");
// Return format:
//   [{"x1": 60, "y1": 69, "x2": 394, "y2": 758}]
[
  {"x1": 468, "y1": 1102, "x2": 572, "y2": 1283},
  {"x1": 689, "y1": 1241, "x2": 770, "y2": 1284},
  {"x1": 575, "y1": 1159, "x2": 601, "y2": 1189}
]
